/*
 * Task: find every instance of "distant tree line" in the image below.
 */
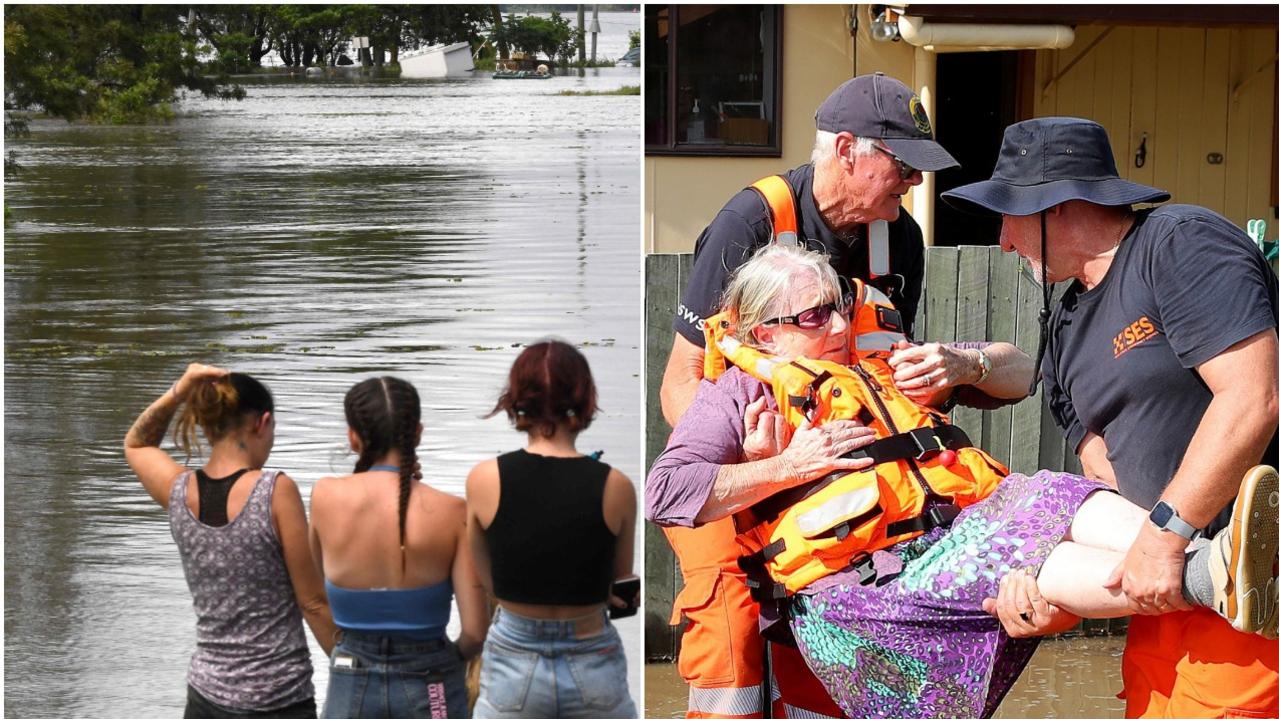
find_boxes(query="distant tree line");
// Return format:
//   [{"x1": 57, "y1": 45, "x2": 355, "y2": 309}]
[{"x1": 4, "y1": 5, "x2": 614, "y2": 124}]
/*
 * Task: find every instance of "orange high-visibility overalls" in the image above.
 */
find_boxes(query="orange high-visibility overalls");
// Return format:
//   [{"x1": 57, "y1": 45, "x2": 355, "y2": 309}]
[{"x1": 663, "y1": 175, "x2": 853, "y2": 719}]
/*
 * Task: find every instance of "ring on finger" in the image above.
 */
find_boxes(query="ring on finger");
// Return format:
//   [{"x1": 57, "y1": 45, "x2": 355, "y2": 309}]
[{"x1": 923, "y1": 374, "x2": 931, "y2": 386}]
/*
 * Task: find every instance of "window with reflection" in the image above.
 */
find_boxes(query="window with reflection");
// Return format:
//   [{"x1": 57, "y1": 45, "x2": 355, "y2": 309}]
[{"x1": 645, "y1": 6, "x2": 782, "y2": 156}]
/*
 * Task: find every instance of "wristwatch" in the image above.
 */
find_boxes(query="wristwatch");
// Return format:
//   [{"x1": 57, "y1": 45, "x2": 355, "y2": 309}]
[{"x1": 1148, "y1": 500, "x2": 1202, "y2": 541}]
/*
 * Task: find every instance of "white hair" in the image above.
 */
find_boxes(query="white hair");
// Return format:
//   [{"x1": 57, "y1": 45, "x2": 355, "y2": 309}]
[
  {"x1": 720, "y1": 244, "x2": 843, "y2": 349},
  {"x1": 811, "y1": 130, "x2": 877, "y2": 165}
]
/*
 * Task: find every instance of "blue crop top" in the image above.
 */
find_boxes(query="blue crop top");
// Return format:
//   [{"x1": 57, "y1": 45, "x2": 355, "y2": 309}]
[{"x1": 325, "y1": 579, "x2": 453, "y2": 640}]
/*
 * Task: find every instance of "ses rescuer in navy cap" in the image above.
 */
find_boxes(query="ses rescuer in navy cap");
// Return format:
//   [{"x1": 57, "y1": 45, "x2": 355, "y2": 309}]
[{"x1": 816, "y1": 72, "x2": 959, "y2": 172}]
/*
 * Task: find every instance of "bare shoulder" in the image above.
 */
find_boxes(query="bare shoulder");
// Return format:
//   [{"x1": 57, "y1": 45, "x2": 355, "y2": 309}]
[
  {"x1": 269, "y1": 471, "x2": 306, "y2": 514},
  {"x1": 465, "y1": 458, "x2": 500, "y2": 495},
  {"x1": 603, "y1": 467, "x2": 635, "y2": 498},
  {"x1": 602, "y1": 467, "x2": 636, "y2": 511}
]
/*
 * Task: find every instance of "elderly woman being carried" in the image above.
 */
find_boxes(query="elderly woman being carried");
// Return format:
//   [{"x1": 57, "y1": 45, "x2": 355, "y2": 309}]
[{"x1": 645, "y1": 243, "x2": 1279, "y2": 719}]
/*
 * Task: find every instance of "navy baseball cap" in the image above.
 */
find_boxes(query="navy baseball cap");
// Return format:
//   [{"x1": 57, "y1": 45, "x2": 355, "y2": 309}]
[
  {"x1": 815, "y1": 72, "x2": 959, "y2": 173},
  {"x1": 942, "y1": 117, "x2": 1169, "y2": 216}
]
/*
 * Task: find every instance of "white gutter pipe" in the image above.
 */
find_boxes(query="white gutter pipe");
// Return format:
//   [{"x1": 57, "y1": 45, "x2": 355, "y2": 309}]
[
  {"x1": 895, "y1": 14, "x2": 1074, "y2": 245},
  {"x1": 897, "y1": 14, "x2": 1075, "y2": 53}
]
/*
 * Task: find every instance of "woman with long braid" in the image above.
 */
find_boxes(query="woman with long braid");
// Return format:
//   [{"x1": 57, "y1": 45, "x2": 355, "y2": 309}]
[{"x1": 309, "y1": 377, "x2": 489, "y2": 718}]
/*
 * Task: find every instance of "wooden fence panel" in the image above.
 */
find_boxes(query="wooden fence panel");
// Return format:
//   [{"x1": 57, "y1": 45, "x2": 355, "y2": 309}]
[{"x1": 643, "y1": 253, "x2": 687, "y2": 659}]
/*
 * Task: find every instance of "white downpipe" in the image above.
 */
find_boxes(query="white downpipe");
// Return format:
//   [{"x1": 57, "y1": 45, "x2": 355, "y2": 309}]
[
  {"x1": 912, "y1": 47, "x2": 936, "y2": 247},
  {"x1": 897, "y1": 15, "x2": 1075, "y2": 53}
]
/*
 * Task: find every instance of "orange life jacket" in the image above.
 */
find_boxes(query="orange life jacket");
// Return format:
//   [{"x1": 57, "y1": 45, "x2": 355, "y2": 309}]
[{"x1": 703, "y1": 280, "x2": 1008, "y2": 595}]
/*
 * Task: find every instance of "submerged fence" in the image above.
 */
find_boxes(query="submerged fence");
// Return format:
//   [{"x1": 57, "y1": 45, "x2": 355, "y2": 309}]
[{"x1": 644, "y1": 246, "x2": 1106, "y2": 660}]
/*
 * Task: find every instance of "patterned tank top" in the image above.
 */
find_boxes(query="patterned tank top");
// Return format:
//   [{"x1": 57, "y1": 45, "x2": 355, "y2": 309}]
[{"x1": 168, "y1": 469, "x2": 314, "y2": 711}]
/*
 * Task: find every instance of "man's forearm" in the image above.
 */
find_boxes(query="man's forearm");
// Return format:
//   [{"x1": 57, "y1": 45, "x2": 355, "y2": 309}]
[{"x1": 1161, "y1": 390, "x2": 1279, "y2": 528}]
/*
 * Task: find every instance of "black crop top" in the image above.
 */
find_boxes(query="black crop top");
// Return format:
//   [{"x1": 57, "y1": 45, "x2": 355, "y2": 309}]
[{"x1": 485, "y1": 450, "x2": 617, "y2": 605}]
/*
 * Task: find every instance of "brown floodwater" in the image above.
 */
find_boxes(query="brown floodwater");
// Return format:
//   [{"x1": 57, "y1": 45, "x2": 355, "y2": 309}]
[
  {"x1": 644, "y1": 636, "x2": 1126, "y2": 718},
  {"x1": 5, "y1": 21, "x2": 642, "y2": 716}
]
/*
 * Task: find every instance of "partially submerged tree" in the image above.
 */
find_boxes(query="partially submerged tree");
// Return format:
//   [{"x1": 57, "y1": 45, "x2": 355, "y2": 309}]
[{"x1": 4, "y1": 5, "x2": 243, "y2": 124}]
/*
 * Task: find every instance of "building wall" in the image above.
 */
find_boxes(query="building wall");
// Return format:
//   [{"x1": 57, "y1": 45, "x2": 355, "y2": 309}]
[
  {"x1": 646, "y1": 8, "x2": 1277, "y2": 254},
  {"x1": 1036, "y1": 25, "x2": 1275, "y2": 226}
]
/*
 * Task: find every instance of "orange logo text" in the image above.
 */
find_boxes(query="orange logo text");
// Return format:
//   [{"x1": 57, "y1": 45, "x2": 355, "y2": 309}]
[{"x1": 1113, "y1": 316, "x2": 1158, "y2": 358}]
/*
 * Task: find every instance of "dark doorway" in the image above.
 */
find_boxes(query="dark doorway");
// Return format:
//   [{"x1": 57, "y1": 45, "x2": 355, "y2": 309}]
[{"x1": 933, "y1": 51, "x2": 1021, "y2": 247}]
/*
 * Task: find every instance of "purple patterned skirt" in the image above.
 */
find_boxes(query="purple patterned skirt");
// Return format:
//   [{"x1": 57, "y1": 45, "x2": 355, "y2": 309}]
[{"x1": 789, "y1": 470, "x2": 1108, "y2": 719}]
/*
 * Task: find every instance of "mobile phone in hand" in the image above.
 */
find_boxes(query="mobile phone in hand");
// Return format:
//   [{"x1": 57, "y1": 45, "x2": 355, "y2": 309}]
[{"x1": 609, "y1": 576, "x2": 641, "y2": 619}]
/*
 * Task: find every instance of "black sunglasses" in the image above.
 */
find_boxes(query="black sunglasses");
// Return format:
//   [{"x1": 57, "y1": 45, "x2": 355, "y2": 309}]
[
  {"x1": 874, "y1": 143, "x2": 919, "y2": 181},
  {"x1": 761, "y1": 291, "x2": 855, "y2": 330}
]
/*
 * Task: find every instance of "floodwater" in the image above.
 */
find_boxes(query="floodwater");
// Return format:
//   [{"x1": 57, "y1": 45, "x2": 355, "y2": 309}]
[
  {"x1": 644, "y1": 636, "x2": 1126, "y2": 718},
  {"x1": 4, "y1": 23, "x2": 642, "y2": 719}
]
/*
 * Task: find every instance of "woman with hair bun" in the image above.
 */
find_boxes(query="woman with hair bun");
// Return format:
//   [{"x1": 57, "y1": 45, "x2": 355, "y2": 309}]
[
  {"x1": 467, "y1": 340, "x2": 638, "y2": 719},
  {"x1": 123, "y1": 363, "x2": 335, "y2": 719},
  {"x1": 309, "y1": 376, "x2": 489, "y2": 718}
]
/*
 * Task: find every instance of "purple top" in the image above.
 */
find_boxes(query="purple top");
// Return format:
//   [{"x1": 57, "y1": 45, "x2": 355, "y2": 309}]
[
  {"x1": 645, "y1": 345, "x2": 1012, "y2": 527},
  {"x1": 646, "y1": 368, "x2": 774, "y2": 527},
  {"x1": 169, "y1": 470, "x2": 314, "y2": 711}
]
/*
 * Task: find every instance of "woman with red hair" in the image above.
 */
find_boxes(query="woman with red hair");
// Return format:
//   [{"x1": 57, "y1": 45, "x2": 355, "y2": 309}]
[{"x1": 466, "y1": 340, "x2": 638, "y2": 718}]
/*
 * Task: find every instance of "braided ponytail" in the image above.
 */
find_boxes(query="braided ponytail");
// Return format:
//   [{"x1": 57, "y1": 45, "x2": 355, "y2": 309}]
[{"x1": 343, "y1": 376, "x2": 421, "y2": 553}]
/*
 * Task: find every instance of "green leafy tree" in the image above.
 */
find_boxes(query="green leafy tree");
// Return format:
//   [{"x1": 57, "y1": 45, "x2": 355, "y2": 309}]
[
  {"x1": 491, "y1": 11, "x2": 577, "y2": 65},
  {"x1": 4, "y1": 5, "x2": 242, "y2": 124},
  {"x1": 192, "y1": 5, "x2": 275, "y2": 74}
]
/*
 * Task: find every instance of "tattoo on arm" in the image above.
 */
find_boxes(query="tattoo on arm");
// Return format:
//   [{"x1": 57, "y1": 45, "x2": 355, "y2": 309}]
[{"x1": 126, "y1": 399, "x2": 178, "y2": 448}]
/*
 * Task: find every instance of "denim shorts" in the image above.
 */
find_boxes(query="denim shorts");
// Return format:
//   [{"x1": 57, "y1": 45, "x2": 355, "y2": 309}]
[
  {"x1": 473, "y1": 607, "x2": 635, "y2": 719},
  {"x1": 322, "y1": 631, "x2": 467, "y2": 719}
]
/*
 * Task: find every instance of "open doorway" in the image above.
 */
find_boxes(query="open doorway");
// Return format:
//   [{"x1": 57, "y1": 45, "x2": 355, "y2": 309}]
[{"x1": 933, "y1": 51, "x2": 1024, "y2": 247}]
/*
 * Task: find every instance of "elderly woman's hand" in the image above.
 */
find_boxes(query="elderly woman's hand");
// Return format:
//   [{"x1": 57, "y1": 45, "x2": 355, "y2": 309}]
[
  {"x1": 779, "y1": 418, "x2": 877, "y2": 483},
  {"x1": 982, "y1": 568, "x2": 1080, "y2": 638},
  {"x1": 743, "y1": 397, "x2": 790, "y2": 462},
  {"x1": 887, "y1": 340, "x2": 981, "y2": 402}
]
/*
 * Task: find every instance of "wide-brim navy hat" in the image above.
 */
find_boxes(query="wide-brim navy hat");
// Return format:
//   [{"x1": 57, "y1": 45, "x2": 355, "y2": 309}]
[
  {"x1": 816, "y1": 73, "x2": 959, "y2": 173},
  {"x1": 941, "y1": 117, "x2": 1169, "y2": 216}
]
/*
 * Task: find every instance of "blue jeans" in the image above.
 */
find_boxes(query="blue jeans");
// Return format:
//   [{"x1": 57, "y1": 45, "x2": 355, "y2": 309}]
[
  {"x1": 473, "y1": 607, "x2": 635, "y2": 719},
  {"x1": 323, "y1": 631, "x2": 467, "y2": 719}
]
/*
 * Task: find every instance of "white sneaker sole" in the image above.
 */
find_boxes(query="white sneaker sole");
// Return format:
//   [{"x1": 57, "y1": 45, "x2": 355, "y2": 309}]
[{"x1": 1227, "y1": 466, "x2": 1279, "y2": 634}]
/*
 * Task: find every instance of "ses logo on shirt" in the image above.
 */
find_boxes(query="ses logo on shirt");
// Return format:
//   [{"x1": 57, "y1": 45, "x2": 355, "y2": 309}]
[{"x1": 1113, "y1": 316, "x2": 1159, "y2": 358}]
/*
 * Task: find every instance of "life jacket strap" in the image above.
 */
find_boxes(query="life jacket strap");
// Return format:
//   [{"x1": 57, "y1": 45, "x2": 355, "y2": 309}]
[
  {"x1": 847, "y1": 425, "x2": 972, "y2": 464},
  {"x1": 749, "y1": 175, "x2": 800, "y2": 247},
  {"x1": 885, "y1": 502, "x2": 961, "y2": 538}
]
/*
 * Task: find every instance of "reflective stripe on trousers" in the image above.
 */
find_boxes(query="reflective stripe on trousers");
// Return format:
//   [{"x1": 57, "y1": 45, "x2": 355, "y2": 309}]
[{"x1": 687, "y1": 684, "x2": 765, "y2": 717}]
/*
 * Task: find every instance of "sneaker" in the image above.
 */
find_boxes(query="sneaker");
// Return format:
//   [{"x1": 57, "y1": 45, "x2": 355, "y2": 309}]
[{"x1": 1206, "y1": 465, "x2": 1279, "y2": 635}]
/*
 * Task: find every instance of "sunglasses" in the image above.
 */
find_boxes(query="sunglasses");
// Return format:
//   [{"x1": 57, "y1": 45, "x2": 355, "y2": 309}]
[
  {"x1": 761, "y1": 291, "x2": 855, "y2": 330},
  {"x1": 874, "y1": 143, "x2": 919, "y2": 181}
]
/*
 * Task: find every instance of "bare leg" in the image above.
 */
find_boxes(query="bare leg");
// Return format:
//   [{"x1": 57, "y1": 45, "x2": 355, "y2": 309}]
[
  {"x1": 1035, "y1": 541, "x2": 1130, "y2": 618},
  {"x1": 1063, "y1": 490, "x2": 1146, "y2": 553}
]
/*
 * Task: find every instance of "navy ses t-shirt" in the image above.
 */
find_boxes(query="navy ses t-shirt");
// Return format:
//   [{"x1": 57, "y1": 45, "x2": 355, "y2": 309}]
[
  {"x1": 672, "y1": 163, "x2": 926, "y2": 347},
  {"x1": 1043, "y1": 205, "x2": 1279, "y2": 532}
]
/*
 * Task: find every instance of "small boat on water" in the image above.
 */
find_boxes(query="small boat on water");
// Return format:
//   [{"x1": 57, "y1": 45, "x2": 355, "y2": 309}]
[{"x1": 493, "y1": 70, "x2": 553, "y2": 80}]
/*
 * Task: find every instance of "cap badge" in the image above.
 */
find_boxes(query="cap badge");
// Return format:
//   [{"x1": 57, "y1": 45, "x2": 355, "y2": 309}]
[{"x1": 909, "y1": 96, "x2": 932, "y2": 135}]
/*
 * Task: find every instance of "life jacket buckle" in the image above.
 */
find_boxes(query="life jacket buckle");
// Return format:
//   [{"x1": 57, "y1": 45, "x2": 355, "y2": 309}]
[{"x1": 910, "y1": 428, "x2": 947, "y2": 461}]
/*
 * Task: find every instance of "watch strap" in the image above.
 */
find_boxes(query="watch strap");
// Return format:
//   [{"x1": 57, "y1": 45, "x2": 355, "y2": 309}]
[{"x1": 1151, "y1": 501, "x2": 1201, "y2": 540}]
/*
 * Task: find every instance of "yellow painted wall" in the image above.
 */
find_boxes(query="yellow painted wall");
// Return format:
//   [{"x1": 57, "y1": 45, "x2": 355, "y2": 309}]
[
  {"x1": 645, "y1": 5, "x2": 918, "y2": 253},
  {"x1": 1035, "y1": 26, "x2": 1275, "y2": 228},
  {"x1": 646, "y1": 11, "x2": 1277, "y2": 254}
]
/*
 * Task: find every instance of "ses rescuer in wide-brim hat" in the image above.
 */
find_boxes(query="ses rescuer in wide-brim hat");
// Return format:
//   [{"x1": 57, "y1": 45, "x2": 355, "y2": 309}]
[{"x1": 944, "y1": 115, "x2": 1279, "y2": 716}]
